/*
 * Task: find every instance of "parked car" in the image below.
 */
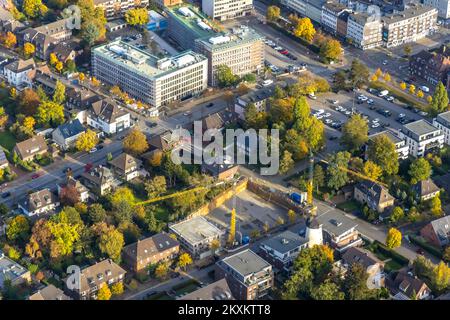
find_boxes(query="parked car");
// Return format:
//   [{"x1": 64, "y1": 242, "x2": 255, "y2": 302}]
[
  {"x1": 1, "y1": 192, "x2": 11, "y2": 198},
  {"x1": 419, "y1": 85, "x2": 430, "y2": 93},
  {"x1": 89, "y1": 148, "x2": 97, "y2": 153}
]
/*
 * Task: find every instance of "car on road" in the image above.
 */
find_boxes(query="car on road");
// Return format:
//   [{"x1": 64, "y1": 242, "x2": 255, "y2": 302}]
[
  {"x1": 32, "y1": 173, "x2": 40, "y2": 179},
  {"x1": 419, "y1": 111, "x2": 429, "y2": 117},
  {"x1": 330, "y1": 99, "x2": 339, "y2": 105},
  {"x1": 324, "y1": 118, "x2": 333, "y2": 124},
  {"x1": 206, "y1": 102, "x2": 214, "y2": 108},
  {"x1": 97, "y1": 144, "x2": 104, "y2": 150},
  {"x1": 148, "y1": 122, "x2": 157, "y2": 128},
  {"x1": 1, "y1": 192, "x2": 10, "y2": 198},
  {"x1": 368, "y1": 88, "x2": 378, "y2": 94},
  {"x1": 323, "y1": 112, "x2": 331, "y2": 118},
  {"x1": 382, "y1": 60, "x2": 388, "y2": 65},
  {"x1": 89, "y1": 148, "x2": 97, "y2": 153},
  {"x1": 84, "y1": 163, "x2": 93, "y2": 172},
  {"x1": 118, "y1": 135, "x2": 125, "y2": 140},
  {"x1": 183, "y1": 111, "x2": 191, "y2": 116},
  {"x1": 419, "y1": 85, "x2": 430, "y2": 93},
  {"x1": 367, "y1": 99, "x2": 374, "y2": 105},
  {"x1": 328, "y1": 135, "x2": 338, "y2": 140},
  {"x1": 378, "y1": 90, "x2": 389, "y2": 97},
  {"x1": 308, "y1": 93, "x2": 317, "y2": 100},
  {"x1": 371, "y1": 123, "x2": 380, "y2": 128},
  {"x1": 280, "y1": 50, "x2": 289, "y2": 55},
  {"x1": 386, "y1": 96, "x2": 395, "y2": 102},
  {"x1": 274, "y1": 46, "x2": 283, "y2": 51}
]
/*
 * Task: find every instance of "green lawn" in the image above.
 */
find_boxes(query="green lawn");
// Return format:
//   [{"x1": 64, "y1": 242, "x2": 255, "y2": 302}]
[
  {"x1": 0, "y1": 131, "x2": 16, "y2": 151},
  {"x1": 384, "y1": 259, "x2": 404, "y2": 273},
  {"x1": 337, "y1": 200, "x2": 361, "y2": 213}
]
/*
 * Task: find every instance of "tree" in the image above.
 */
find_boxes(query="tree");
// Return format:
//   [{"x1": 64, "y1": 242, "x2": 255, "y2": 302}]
[
  {"x1": 266, "y1": 5, "x2": 280, "y2": 22},
  {"x1": 23, "y1": 42, "x2": 35, "y2": 57},
  {"x1": 36, "y1": 101, "x2": 64, "y2": 127},
  {"x1": 313, "y1": 165, "x2": 325, "y2": 191},
  {"x1": 279, "y1": 150, "x2": 294, "y2": 174},
  {"x1": 55, "y1": 61, "x2": 63, "y2": 73},
  {"x1": 431, "y1": 195, "x2": 443, "y2": 217},
  {"x1": 341, "y1": 114, "x2": 368, "y2": 150},
  {"x1": 177, "y1": 253, "x2": 193, "y2": 271},
  {"x1": 2, "y1": 31, "x2": 16, "y2": 48},
  {"x1": 383, "y1": 73, "x2": 391, "y2": 82},
  {"x1": 288, "y1": 209, "x2": 296, "y2": 224},
  {"x1": 110, "y1": 187, "x2": 135, "y2": 207},
  {"x1": 7, "y1": 215, "x2": 30, "y2": 242},
  {"x1": 82, "y1": 22, "x2": 100, "y2": 46},
  {"x1": 386, "y1": 227, "x2": 402, "y2": 249},
  {"x1": 443, "y1": 246, "x2": 450, "y2": 262},
  {"x1": 367, "y1": 134, "x2": 399, "y2": 176},
  {"x1": 370, "y1": 74, "x2": 378, "y2": 82},
  {"x1": 49, "y1": 53, "x2": 58, "y2": 66},
  {"x1": 409, "y1": 158, "x2": 431, "y2": 184},
  {"x1": 88, "y1": 203, "x2": 107, "y2": 224},
  {"x1": 216, "y1": 65, "x2": 239, "y2": 88},
  {"x1": 53, "y1": 81, "x2": 65, "y2": 104},
  {"x1": 75, "y1": 129, "x2": 98, "y2": 152},
  {"x1": 319, "y1": 39, "x2": 342, "y2": 62},
  {"x1": 148, "y1": 150, "x2": 163, "y2": 167},
  {"x1": 91, "y1": 77, "x2": 100, "y2": 87},
  {"x1": 342, "y1": 263, "x2": 371, "y2": 300},
  {"x1": 311, "y1": 281, "x2": 345, "y2": 300},
  {"x1": 417, "y1": 90, "x2": 424, "y2": 98},
  {"x1": 430, "y1": 82, "x2": 449, "y2": 114},
  {"x1": 97, "y1": 284, "x2": 112, "y2": 300},
  {"x1": 145, "y1": 176, "x2": 167, "y2": 198},
  {"x1": 154, "y1": 261, "x2": 170, "y2": 279},
  {"x1": 9, "y1": 87, "x2": 16, "y2": 99},
  {"x1": 432, "y1": 261, "x2": 450, "y2": 292},
  {"x1": 22, "y1": 0, "x2": 48, "y2": 18},
  {"x1": 66, "y1": 59, "x2": 77, "y2": 73},
  {"x1": 60, "y1": 185, "x2": 80, "y2": 206},
  {"x1": 349, "y1": 59, "x2": 370, "y2": 89},
  {"x1": 400, "y1": 82, "x2": 407, "y2": 90},
  {"x1": 78, "y1": 0, "x2": 107, "y2": 43},
  {"x1": 124, "y1": 8, "x2": 149, "y2": 26},
  {"x1": 47, "y1": 219, "x2": 80, "y2": 258},
  {"x1": 404, "y1": 45, "x2": 412, "y2": 56},
  {"x1": 409, "y1": 84, "x2": 416, "y2": 94},
  {"x1": 293, "y1": 17, "x2": 316, "y2": 42},
  {"x1": 362, "y1": 161, "x2": 383, "y2": 181},
  {"x1": 123, "y1": 128, "x2": 148, "y2": 156},
  {"x1": 390, "y1": 206, "x2": 404, "y2": 223},
  {"x1": 333, "y1": 70, "x2": 347, "y2": 91},
  {"x1": 23, "y1": 116, "x2": 35, "y2": 131},
  {"x1": 18, "y1": 89, "x2": 41, "y2": 115},
  {"x1": 97, "y1": 225, "x2": 125, "y2": 262},
  {"x1": 110, "y1": 282, "x2": 124, "y2": 296},
  {"x1": 327, "y1": 151, "x2": 351, "y2": 190},
  {"x1": 78, "y1": 72, "x2": 86, "y2": 82}
]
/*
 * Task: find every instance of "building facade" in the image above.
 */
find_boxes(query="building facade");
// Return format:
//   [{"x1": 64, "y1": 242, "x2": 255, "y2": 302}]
[
  {"x1": 423, "y1": 0, "x2": 450, "y2": 19},
  {"x1": 398, "y1": 119, "x2": 444, "y2": 157},
  {"x1": 94, "y1": 0, "x2": 150, "y2": 19},
  {"x1": 346, "y1": 12, "x2": 383, "y2": 50},
  {"x1": 433, "y1": 111, "x2": 450, "y2": 145},
  {"x1": 201, "y1": 0, "x2": 253, "y2": 21},
  {"x1": 321, "y1": 2, "x2": 350, "y2": 34},
  {"x1": 92, "y1": 40, "x2": 208, "y2": 108}
]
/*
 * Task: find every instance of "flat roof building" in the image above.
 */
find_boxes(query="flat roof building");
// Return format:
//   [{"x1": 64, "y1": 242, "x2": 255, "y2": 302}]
[
  {"x1": 433, "y1": 111, "x2": 450, "y2": 146},
  {"x1": 92, "y1": 39, "x2": 208, "y2": 108},
  {"x1": 0, "y1": 251, "x2": 31, "y2": 289},
  {"x1": 201, "y1": 0, "x2": 253, "y2": 21},
  {"x1": 399, "y1": 119, "x2": 444, "y2": 157}
]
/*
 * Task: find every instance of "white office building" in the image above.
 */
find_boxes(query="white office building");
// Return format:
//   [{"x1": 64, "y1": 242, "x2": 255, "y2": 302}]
[
  {"x1": 423, "y1": 0, "x2": 450, "y2": 19},
  {"x1": 201, "y1": 0, "x2": 253, "y2": 21},
  {"x1": 433, "y1": 111, "x2": 450, "y2": 145},
  {"x1": 398, "y1": 119, "x2": 444, "y2": 157}
]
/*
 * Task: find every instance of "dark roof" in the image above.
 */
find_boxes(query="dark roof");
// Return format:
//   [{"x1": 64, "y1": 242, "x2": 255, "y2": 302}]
[
  {"x1": 238, "y1": 88, "x2": 273, "y2": 104},
  {"x1": 147, "y1": 132, "x2": 171, "y2": 151},
  {"x1": 123, "y1": 232, "x2": 179, "y2": 262},
  {"x1": 429, "y1": 216, "x2": 450, "y2": 246},
  {"x1": 394, "y1": 271, "x2": 429, "y2": 298},
  {"x1": 342, "y1": 247, "x2": 383, "y2": 269},
  {"x1": 433, "y1": 173, "x2": 450, "y2": 191},
  {"x1": 21, "y1": 189, "x2": 58, "y2": 212},
  {"x1": 218, "y1": 249, "x2": 271, "y2": 277},
  {"x1": 81, "y1": 165, "x2": 113, "y2": 186},
  {"x1": 90, "y1": 99, "x2": 128, "y2": 124},
  {"x1": 355, "y1": 180, "x2": 395, "y2": 207},
  {"x1": 179, "y1": 279, "x2": 234, "y2": 300},
  {"x1": 0, "y1": 149, "x2": 8, "y2": 166},
  {"x1": 260, "y1": 230, "x2": 307, "y2": 254},
  {"x1": 316, "y1": 209, "x2": 358, "y2": 237},
  {"x1": 108, "y1": 153, "x2": 141, "y2": 172},
  {"x1": 55, "y1": 119, "x2": 85, "y2": 139},
  {"x1": 413, "y1": 179, "x2": 440, "y2": 197}
]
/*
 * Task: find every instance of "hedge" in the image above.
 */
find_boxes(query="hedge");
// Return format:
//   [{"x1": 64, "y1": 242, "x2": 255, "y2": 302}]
[
  {"x1": 369, "y1": 81, "x2": 428, "y2": 110},
  {"x1": 410, "y1": 235, "x2": 443, "y2": 259}
]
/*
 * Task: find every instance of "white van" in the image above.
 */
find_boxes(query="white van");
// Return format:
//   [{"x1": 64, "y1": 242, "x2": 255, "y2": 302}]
[
  {"x1": 262, "y1": 79, "x2": 274, "y2": 87},
  {"x1": 419, "y1": 85, "x2": 430, "y2": 93},
  {"x1": 378, "y1": 90, "x2": 389, "y2": 97}
]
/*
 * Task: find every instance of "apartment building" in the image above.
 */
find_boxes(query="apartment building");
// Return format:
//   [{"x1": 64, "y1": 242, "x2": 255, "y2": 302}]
[
  {"x1": 423, "y1": 0, "x2": 450, "y2": 19},
  {"x1": 381, "y1": 4, "x2": 438, "y2": 48},
  {"x1": 346, "y1": 12, "x2": 382, "y2": 50},
  {"x1": 398, "y1": 119, "x2": 444, "y2": 157},
  {"x1": 281, "y1": 0, "x2": 306, "y2": 16},
  {"x1": 94, "y1": 0, "x2": 149, "y2": 19},
  {"x1": 306, "y1": 0, "x2": 328, "y2": 23},
  {"x1": 18, "y1": 189, "x2": 60, "y2": 217},
  {"x1": 92, "y1": 40, "x2": 208, "y2": 108},
  {"x1": 201, "y1": 0, "x2": 253, "y2": 21},
  {"x1": 321, "y1": 2, "x2": 350, "y2": 35},
  {"x1": 195, "y1": 26, "x2": 264, "y2": 86},
  {"x1": 235, "y1": 87, "x2": 273, "y2": 120},
  {"x1": 215, "y1": 249, "x2": 274, "y2": 300},
  {"x1": 336, "y1": 11, "x2": 350, "y2": 38},
  {"x1": 409, "y1": 45, "x2": 450, "y2": 86},
  {"x1": 433, "y1": 111, "x2": 450, "y2": 145}
]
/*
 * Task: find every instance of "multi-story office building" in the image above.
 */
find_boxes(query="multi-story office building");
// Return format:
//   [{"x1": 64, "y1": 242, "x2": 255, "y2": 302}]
[
  {"x1": 94, "y1": 0, "x2": 149, "y2": 19},
  {"x1": 398, "y1": 119, "x2": 444, "y2": 157},
  {"x1": 92, "y1": 40, "x2": 208, "y2": 108},
  {"x1": 423, "y1": 0, "x2": 450, "y2": 19},
  {"x1": 321, "y1": 2, "x2": 350, "y2": 34},
  {"x1": 215, "y1": 249, "x2": 274, "y2": 300},
  {"x1": 346, "y1": 12, "x2": 383, "y2": 50},
  {"x1": 433, "y1": 111, "x2": 450, "y2": 146},
  {"x1": 201, "y1": 0, "x2": 253, "y2": 21},
  {"x1": 381, "y1": 4, "x2": 438, "y2": 48},
  {"x1": 195, "y1": 26, "x2": 264, "y2": 86}
]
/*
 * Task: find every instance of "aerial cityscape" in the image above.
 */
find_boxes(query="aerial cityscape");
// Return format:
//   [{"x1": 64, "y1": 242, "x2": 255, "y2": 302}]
[{"x1": 0, "y1": 0, "x2": 449, "y2": 306}]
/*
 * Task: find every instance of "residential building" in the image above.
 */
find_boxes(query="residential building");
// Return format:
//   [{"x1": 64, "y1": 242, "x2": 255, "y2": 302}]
[
  {"x1": 57, "y1": 176, "x2": 90, "y2": 203},
  {"x1": 398, "y1": 119, "x2": 444, "y2": 157},
  {"x1": 215, "y1": 249, "x2": 273, "y2": 300},
  {"x1": 433, "y1": 111, "x2": 450, "y2": 145},
  {"x1": 321, "y1": 2, "x2": 350, "y2": 34},
  {"x1": 52, "y1": 40, "x2": 80, "y2": 63},
  {"x1": 341, "y1": 247, "x2": 385, "y2": 289},
  {"x1": 0, "y1": 6, "x2": 25, "y2": 33},
  {"x1": 201, "y1": 0, "x2": 253, "y2": 21},
  {"x1": 18, "y1": 189, "x2": 60, "y2": 217},
  {"x1": 169, "y1": 216, "x2": 225, "y2": 259},
  {"x1": 29, "y1": 285, "x2": 71, "y2": 300},
  {"x1": 92, "y1": 40, "x2": 208, "y2": 108},
  {"x1": 65, "y1": 87, "x2": 102, "y2": 112},
  {"x1": 306, "y1": 0, "x2": 327, "y2": 23},
  {"x1": 0, "y1": 149, "x2": 9, "y2": 169},
  {"x1": 258, "y1": 230, "x2": 308, "y2": 271},
  {"x1": 108, "y1": 153, "x2": 142, "y2": 181},
  {"x1": 3, "y1": 58, "x2": 36, "y2": 88},
  {"x1": 354, "y1": 181, "x2": 395, "y2": 213},
  {"x1": 93, "y1": 0, "x2": 150, "y2": 19},
  {"x1": 413, "y1": 178, "x2": 440, "y2": 201},
  {"x1": 195, "y1": 26, "x2": 264, "y2": 86},
  {"x1": 316, "y1": 209, "x2": 363, "y2": 252},
  {"x1": 201, "y1": 162, "x2": 238, "y2": 181},
  {"x1": 17, "y1": 18, "x2": 73, "y2": 60},
  {"x1": 234, "y1": 87, "x2": 272, "y2": 120},
  {"x1": 346, "y1": 12, "x2": 382, "y2": 50},
  {"x1": 179, "y1": 278, "x2": 234, "y2": 300},
  {"x1": 87, "y1": 99, "x2": 131, "y2": 135},
  {"x1": 281, "y1": 0, "x2": 307, "y2": 16},
  {"x1": 423, "y1": 0, "x2": 450, "y2": 19},
  {"x1": 66, "y1": 259, "x2": 126, "y2": 300},
  {"x1": 51, "y1": 119, "x2": 85, "y2": 150},
  {"x1": 81, "y1": 165, "x2": 114, "y2": 196},
  {"x1": 392, "y1": 270, "x2": 431, "y2": 300},
  {"x1": 367, "y1": 131, "x2": 409, "y2": 160},
  {"x1": 13, "y1": 135, "x2": 48, "y2": 162},
  {"x1": 336, "y1": 11, "x2": 350, "y2": 39},
  {"x1": 122, "y1": 232, "x2": 180, "y2": 272},
  {"x1": 0, "y1": 217, "x2": 6, "y2": 237},
  {"x1": 420, "y1": 215, "x2": 450, "y2": 247},
  {"x1": 381, "y1": 4, "x2": 438, "y2": 48},
  {"x1": 0, "y1": 251, "x2": 31, "y2": 289},
  {"x1": 153, "y1": 0, "x2": 182, "y2": 9},
  {"x1": 409, "y1": 46, "x2": 450, "y2": 86}
]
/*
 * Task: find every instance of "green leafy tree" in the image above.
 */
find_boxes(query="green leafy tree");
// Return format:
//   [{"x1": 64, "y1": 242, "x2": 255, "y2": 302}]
[
  {"x1": 266, "y1": 5, "x2": 280, "y2": 22},
  {"x1": 22, "y1": 0, "x2": 48, "y2": 18},
  {"x1": 311, "y1": 280, "x2": 345, "y2": 300},
  {"x1": 81, "y1": 22, "x2": 100, "y2": 46},
  {"x1": 349, "y1": 59, "x2": 370, "y2": 88},
  {"x1": 390, "y1": 206, "x2": 404, "y2": 223},
  {"x1": 408, "y1": 158, "x2": 432, "y2": 184},
  {"x1": 367, "y1": 134, "x2": 399, "y2": 176},
  {"x1": 145, "y1": 176, "x2": 167, "y2": 198},
  {"x1": 216, "y1": 65, "x2": 239, "y2": 88},
  {"x1": 430, "y1": 82, "x2": 449, "y2": 114},
  {"x1": 341, "y1": 114, "x2": 368, "y2": 150},
  {"x1": 52, "y1": 81, "x2": 65, "y2": 104},
  {"x1": 342, "y1": 263, "x2": 371, "y2": 300},
  {"x1": 88, "y1": 203, "x2": 107, "y2": 224},
  {"x1": 97, "y1": 225, "x2": 125, "y2": 262},
  {"x1": 313, "y1": 165, "x2": 325, "y2": 191},
  {"x1": 7, "y1": 215, "x2": 30, "y2": 242},
  {"x1": 279, "y1": 150, "x2": 294, "y2": 174},
  {"x1": 36, "y1": 101, "x2": 64, "y2": 127},
  {"x1": 327, "y1": 151, "x2": 351, "y2": 190}
]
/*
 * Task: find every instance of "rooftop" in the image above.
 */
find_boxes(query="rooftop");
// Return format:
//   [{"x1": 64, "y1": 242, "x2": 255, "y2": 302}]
[
  {"x1": 29, "y1": 285, "x2": 71, "y2": 300},
  {"x1": 403, "y1": 119, "x2": 440, "y2": 137},
  {"x1": 123, "y1": 232, "x2": 179, "y2": 261},
  {"x1": 196, "y1": 26, "x2": 264, "y2": 51},
  {"x1": 260, "y1": 230, "x2": 307, "y2": 254},
  {"x1": 238, "y1": 87, "x2": 273, "y2": 104},
  {"x1": 169, "y1": 216, "x2": 224, "y2": 244},
  {"x1": 316, "y1": 209, "x2": 358, "y2": 237},
  {"x1": 369, "y1": 130, "x2": 403, "y2": 144},
  {"x1": 436, "y1": 111, "x2": 450, "y2": 127},
  {"x1": 55, "y1": 119, "x2": 85, "y2": 139},
  {"x1": 93, "y1": 39, "x2": 206, "y2": 79},
  {"x1": 382, "y1": 4, "x2": 436, "y2": 25},
  {"x1": 179, "y1": 278, "x2": 234, "y2": 300},
  {"x1": 167, "y1": 4, "x2": 218, "y2": 39},
  {"x1": 219, "y1": 249, "x2": 271, "y2": 277},
  {"x1": 0, "y1": 251, "x2": 29, "y2": 288}
]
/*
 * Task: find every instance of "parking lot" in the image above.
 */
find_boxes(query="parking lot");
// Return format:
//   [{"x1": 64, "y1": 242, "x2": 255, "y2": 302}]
[{"x1": 207, "y1": 189, "x2": 289, "y2": 238}]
